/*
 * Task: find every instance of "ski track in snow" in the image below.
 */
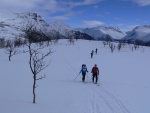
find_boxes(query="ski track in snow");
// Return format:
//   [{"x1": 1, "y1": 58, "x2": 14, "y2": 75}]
[
  {"x1": 85, "y1": 83, "x2": 131, "y2": 113},
  {"x1": 56, "y1": 46, "x2": 131, "y2": 113},
  {"x1": 63, "y1": 61, "x2": 131, "y2": 113}
]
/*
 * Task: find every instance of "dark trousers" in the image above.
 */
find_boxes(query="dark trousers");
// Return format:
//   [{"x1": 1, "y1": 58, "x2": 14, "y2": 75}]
[
  {"x1": 92, "y1": 74, "x2": 98, "y2": 83},
  {"x1": 82, "y1": 73, "x2": 86, "y2": 82}
]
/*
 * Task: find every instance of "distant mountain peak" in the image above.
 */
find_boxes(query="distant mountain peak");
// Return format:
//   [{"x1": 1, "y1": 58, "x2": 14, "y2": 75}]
[
  {"x1": 49, "y1": 21, "x2": 74, "y2": 31},
  {"x1": 81, "y1": 25, "x2": 126, "y2": 40},
  {"x1": 0, "y1": 11, "x2": 50, "y2": 40},
  {"x1": 94, "y1": 26, "x2": 123, "y2": 33},
  {"x1": 123, "y1": 25, "x2": 150, "y2": 42}
]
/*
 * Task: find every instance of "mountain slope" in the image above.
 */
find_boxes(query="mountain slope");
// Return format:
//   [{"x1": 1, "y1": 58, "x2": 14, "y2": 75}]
[
  {"x1": 49, "y1": 21, "x2": 94, "y2": 40},
  {"x1": 123, "y1": 25, "x2": 150, "y2": 42},
  {"x1": 142, "y1": 33, "x2": 150, "y2": 42},
  {"x1": 0, "y1": 10, "x2": 93, "y2": 41},
  {"x1": 0, "y1": 10, "x2": 60, "y2": 40},
  {"x1": 81, "y1": 26, "x2": 126, "y2": 40}
]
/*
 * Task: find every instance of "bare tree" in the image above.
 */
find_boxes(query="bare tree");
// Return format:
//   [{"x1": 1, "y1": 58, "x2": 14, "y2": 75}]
[
  {"x1": 68, "y1": 36, "x2": 75, "y2": 45},
  {"x1": 133, "y1": 44, "x2": 138, "y2": 50},
  {"x1": 5, "y1": 40, "x2": 18, "y2": 61},
  {"x1": 23, "y1": 23, "x2": 51, "y2": 43},
  {"x1": 0, "y1": 38, "x2": 5, "y2": 48},
  {"x1": 24, "y1": 24, "x2": 52, "y2": 103},
  {"x1": 13, "y1": 37, "x2": 25, "y2": 47},
  {"x1": 27, "y1": 42, "x2": 52, "y2": 103},
  {"x1": 53, "y1": 31, "x2": 60, "y2": 44},
  {"x1": 102, "y1": 41, "x2": 107, "y2": 47},
  {"x1": 117, "y1": 42, "x2": 122, "y2": 51},
  {"x1": 109, "y1": 43, "x2": 115, "y2": 53}
]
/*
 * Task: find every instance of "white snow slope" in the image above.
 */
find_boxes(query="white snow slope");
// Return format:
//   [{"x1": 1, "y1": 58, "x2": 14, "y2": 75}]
[
  {"x1": 82, "y1": 26, "x2": 126, "y2": 40},
  {"x1": 0, "y1": 39, "x2": 150, "y2": 113},
  {"x1": 123, "y1": 25, "x2": 150, "y2": 42},
  {"x1": 49, "y1": 21, "x2": 76, "y2": 36}
]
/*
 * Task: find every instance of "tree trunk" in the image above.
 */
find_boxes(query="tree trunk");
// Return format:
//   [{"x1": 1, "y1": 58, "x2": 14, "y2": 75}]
[
  {"x1": 9, "y1": 52, "x2": 11, "y2": 61},
  {"x1": 9, "y1": 55, "x2": 11, "y2": 61},
  {"x1": 33, "y1": 75, "x2": 36, "y2": 103}
]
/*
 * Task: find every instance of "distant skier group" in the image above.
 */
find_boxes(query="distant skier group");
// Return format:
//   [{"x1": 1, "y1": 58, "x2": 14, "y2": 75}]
[
  {"x1": 79, "y1": 64, "x2": 99, "y2": 84},
  {"x1": 77, "y1": 48, "x2": 99, "y2": 84},
  {"x1": 91, "y1": 48, "x2": 98, "y2": 58}
]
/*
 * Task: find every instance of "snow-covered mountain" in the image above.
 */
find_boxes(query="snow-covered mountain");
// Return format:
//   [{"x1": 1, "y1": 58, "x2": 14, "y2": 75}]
[
  {"x1": 0, "y1": 10, "x2": 53, "y2": 40},
  {"x1": 142, "y1": 33, "x2": 150, "y2": 42},
  {"x1": 49, "y1": 21, "x2": 94, "y2": 40},
  {"x1": 1, "y1": 10, "x2": 150, "y2": 44},
  {"x1": 0, "y1": 10, "x2": 93, "y2": 41},
  {"x1": 49, "y1": 21, "x2": 75, "y2": 35},
  {"x1": 80, "y1": 26, "x2": 126, "y2": 41},
  {"x1": 123, "y1": 25, "x2": 150, "y2": 42}
]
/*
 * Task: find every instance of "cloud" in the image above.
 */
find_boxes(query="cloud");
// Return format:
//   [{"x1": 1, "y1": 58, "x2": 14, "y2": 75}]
[
  {"x1": 121, "y1": 0, "x2": 150, "y2": 6},
  {"x1": 0, "y1": 0, "x2": 41, "y2": 10},
  {"x1": 82, "y1": 20, "x2": 105, "y2": 28},
  {"x1": 50, "y1": 11, "x2": 81, "y2": 21},
  {"x1": 50, "y1": 15, "x2": 70, "y2": 20},
  {"x1": 61, "y1": 0, "x2": 103, "y2": 8},
  {"x1": 134, "y1": 0, "x2": 150, "y2": 6},
  {"x1": 0, "y1": 0, "x2": 69, "y2": 13},
  {"x1": 0, "y1": 0, "x2": 103, "y2": 13}
]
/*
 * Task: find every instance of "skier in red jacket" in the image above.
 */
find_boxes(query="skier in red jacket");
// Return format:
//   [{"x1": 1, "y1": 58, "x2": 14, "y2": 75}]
[{"x1": 91, "y1": 64, "x2": 99, "y2": 84}]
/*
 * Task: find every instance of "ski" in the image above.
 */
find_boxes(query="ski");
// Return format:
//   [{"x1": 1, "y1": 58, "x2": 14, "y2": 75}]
[{"x1": 95, "y1": 82, "x2": 100, "y2": 86}]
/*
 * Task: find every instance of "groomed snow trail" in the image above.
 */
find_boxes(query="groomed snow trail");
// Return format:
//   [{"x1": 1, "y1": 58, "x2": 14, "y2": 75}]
[
  {"x1": 53, "y1": 40, "x2": 131, "y2": 113},
  {"x1": 83, "y1": 83, "x2": 131, "y2": 113}
]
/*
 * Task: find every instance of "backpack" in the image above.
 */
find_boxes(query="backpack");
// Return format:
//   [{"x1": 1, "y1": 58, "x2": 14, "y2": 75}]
[{"x1": 92, "y1": 67, "x2": 98, "y2": 74}]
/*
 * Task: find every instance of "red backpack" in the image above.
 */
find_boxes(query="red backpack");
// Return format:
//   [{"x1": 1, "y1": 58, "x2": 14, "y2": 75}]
[{"x1": 92, "y1": 67, "x2": 98, "y2": 74}]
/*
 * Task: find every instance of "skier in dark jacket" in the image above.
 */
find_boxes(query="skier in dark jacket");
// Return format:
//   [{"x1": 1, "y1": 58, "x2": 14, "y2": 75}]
[
  {"x1": 79, "y1": 64, "x2": 88, "y2": 82},
  {"x1": 95, "y1": 48, "x2": 98, "y2": 54},
  {"x1": 91, "y1": 64, "x2": 99, "y2": 84},
  {"x1": 91, "y1": 52, "x2": 93, "y2": 58}
]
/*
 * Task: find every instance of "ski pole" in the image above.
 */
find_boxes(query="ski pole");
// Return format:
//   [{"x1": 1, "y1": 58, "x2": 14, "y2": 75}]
[
  {"x1": 97, "y1": 73, "x2": 100, "y2": 85},
  {"x1": 73, "y1": 74, "x2": 80, "y2": 81},
  {"x1": 87, "y1": 73, "x2": 89, "y2": 82}
]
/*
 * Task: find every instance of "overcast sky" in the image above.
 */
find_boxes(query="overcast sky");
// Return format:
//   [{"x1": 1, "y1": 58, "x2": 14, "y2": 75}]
[{"x1": 0, "y1": 0, "x2": 150, "y2": 31}]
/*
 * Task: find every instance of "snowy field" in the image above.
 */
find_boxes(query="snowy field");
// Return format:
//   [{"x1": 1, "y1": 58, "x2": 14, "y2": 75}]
[{"x1": 0, "y1": 39, "x2": 150, "y2": 113}]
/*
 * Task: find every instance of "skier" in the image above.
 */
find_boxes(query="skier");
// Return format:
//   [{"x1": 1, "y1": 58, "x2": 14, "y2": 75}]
[
  {"x1": 79, "y1": 64, "x2": 88, "y2": 82},
  {"x1": 91, "y1": 64, "x2": 99, "y2": 84},
  {"x1": 91, "y1": 52, "x2": 93, "y2": 58},
  {"x1": 92, "y1": 50, "x2": 94, "y2": 54},
  {"x1": 95, "y1": 48, "x2": 98, "y2": 54}
]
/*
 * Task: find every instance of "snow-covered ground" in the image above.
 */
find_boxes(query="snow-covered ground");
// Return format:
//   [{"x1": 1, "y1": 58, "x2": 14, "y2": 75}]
[{"x1": 0, "y1": 39, "x2": 150, "y2": 113}]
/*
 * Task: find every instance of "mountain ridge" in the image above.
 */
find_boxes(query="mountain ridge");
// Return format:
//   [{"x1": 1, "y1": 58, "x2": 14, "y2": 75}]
[
  {"x1": 123, "y1": 25, "x2": 150, "y2": 43},
  {"x1": 0, "y1": 10, "x2": 150, "y2": 44}
]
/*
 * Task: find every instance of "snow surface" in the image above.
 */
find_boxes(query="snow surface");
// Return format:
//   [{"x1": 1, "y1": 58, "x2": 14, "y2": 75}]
[{"x1": 0, "y1": 39, "x2": 150, "y2": 113}]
